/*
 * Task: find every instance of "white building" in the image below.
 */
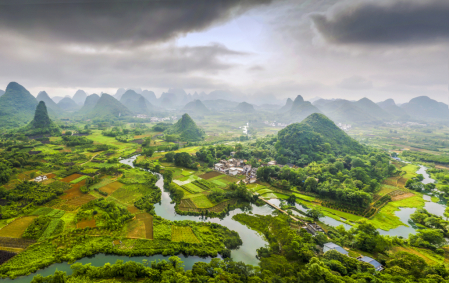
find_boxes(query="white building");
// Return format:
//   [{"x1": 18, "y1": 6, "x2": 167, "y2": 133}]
[{"x1": 229, "y1": 167, "x2": 239, "y2": 176}]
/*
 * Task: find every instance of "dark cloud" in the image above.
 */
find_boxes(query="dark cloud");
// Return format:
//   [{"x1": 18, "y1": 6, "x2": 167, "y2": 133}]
[
  {"x1": 0, "y1": 39, "x2": 246, "y2": 89},
  {"x1": 311, "y1": 0, "x2": 449, "y2": 44},
  {"x1": 0, "y1": 0, "x2": 272, "y2": 46}
]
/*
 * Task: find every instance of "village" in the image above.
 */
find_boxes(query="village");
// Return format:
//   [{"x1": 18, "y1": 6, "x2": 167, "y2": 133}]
[{"x1": 133, "y1": 115, "x2": 178, "y2": 122}]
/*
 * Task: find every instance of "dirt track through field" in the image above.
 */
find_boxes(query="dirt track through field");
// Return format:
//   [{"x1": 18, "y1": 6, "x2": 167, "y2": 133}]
[{"x1": 391, "y1": 193, "x2": 415, "y2": 201}]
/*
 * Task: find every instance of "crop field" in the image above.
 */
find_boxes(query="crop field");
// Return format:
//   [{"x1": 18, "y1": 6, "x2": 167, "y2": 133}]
[
  {"x1": 120, "y1": 169, "x2": 149, "y2": 184},
  {"x1": 378, "y1": 185, "x2": 397, "y2": 196},
  {"x1": 261, "y1": 192, "x2": 277, "y2": 199},
  {"x1": 181, "y1": 170, "x2": 193, "y2": 176},
  {"x1": 171, "y1": 226, "x2": 200, "y2": 243},
  {"x1": 60, "y1": 174, "x2": 83, "y2": 183},
  {"x1": 126, "y1": 219, "x2": 145, "y2": 238},
  {"x1": 199, "y1": 171, "x2": 222, "y2": 180},
  {"x1": 77, "y1": 219, "x2": 96, "y2": 229},
  {"x1": 0, "y1": 216, "x2": 37, "y2": 238},
  {"x1": 153, "y1": 223, "x2": 171, "y2": 241},
  {"x1": 179, "y1": 199, "x2": 197, "y2": 211},
  {"x1": 70, "y1": 175, "x2": 89, "y2": 184},
  {"x1": 190, "y1": 195, "x2": 214, "y2": 208},
  {"x1": 292, "y1": 193, "x2": 316, "y2": 202},
  {"x1": 0, "y1": 237, "x2": 36, "y2": 249},
  {"x1": 247, "y1": 184, "x2": 267, "y2": 192},
  {"x1": 99, "y1": 181, "x2": 123, "y2": 194},
  {"x1": 181, "y1": 183, "x2": 204, "y2": 194},
  {"x1": 256, "y1": 188, "x2": 274, "y2": 195},
  {"x1": 66, "y1": 194, "x2": 96, "y2": 207},
  {"x1": 88, "y1": 177, "x2": 114, "y2": 190},
  {"x1": 127, "y1": 205, "x2": 140, "y2": 214},
  {"x1": 110, "y1": 184, "x2": 148, "y2": 205},
  {"x1": 60, "y1": 185, "x2": 84, "y2": 200}
]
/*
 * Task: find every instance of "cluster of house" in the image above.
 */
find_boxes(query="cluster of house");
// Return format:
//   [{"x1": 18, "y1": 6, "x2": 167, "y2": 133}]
[
  {"x1": 214, "y1": 157, "x2": 283, "y2": 184},
  {"x1": 323, "y1": 243, "x2": 383, "y2": 272},
  {"x1": 34, "y1": 175, "x2": 48, "y2": 182},
  {"x1": 337, "y1": 123, "x2": 352, "y2": 131},
  {"x1": 263, "y1": 121, "x2": 289, "y2": 128},
  {"x1": 214, "y1": 157, "x2": 258, "y2": 183}
]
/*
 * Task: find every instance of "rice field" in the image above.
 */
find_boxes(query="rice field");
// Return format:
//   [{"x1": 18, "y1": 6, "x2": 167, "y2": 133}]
[
  {"x1": 171, "y1": 226, "x2": 200, "y2": 243},
  {"x1": 261, "y1": 192, "x2": 277, "y2": 199},
  {"x1": 0, "y1": 216, "x2": 37, "y2": 238},
  {"x1": 66, "y1": 194, "x2": 97, "y2": 206},
  {"x1": 182, "y1": 183, "x2": 204, "y2": 194},
  {"x1": 256, "y1": 188, "x2": 274, "y2": 195},
  {"x1": 126, "y1": 219, "x2": 145, "y2": 238},
  {"x1": 110, "y1": 184, "x2": 148, "y2": 205},
  {"x1": 247, "y1": 184, "x2": 267, "y2": 193},
  {"x1": 199, "y1": 171, "x2": 222, "y2": 180}
]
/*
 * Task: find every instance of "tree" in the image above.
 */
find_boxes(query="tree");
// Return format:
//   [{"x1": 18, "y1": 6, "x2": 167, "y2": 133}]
[
  {"x1": 304, "y1": 177, "x2": 317, "y2": 192},
  {"x1": 306, "y1": 207, "x2": 323, "y2": 220}
]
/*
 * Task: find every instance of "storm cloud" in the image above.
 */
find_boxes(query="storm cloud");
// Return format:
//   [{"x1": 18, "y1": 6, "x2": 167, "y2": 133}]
[
  {"x1": 311, "y1": 0, "x2": 449, "y2": 44},
  {"x1": 0, "y1": 0, "x2": 272, "y2": 46}
]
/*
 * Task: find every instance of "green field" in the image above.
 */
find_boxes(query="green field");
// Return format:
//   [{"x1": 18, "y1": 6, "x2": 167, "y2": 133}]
[{"x1": 190, "y1": 195, "x2": 214, "y2": 208}]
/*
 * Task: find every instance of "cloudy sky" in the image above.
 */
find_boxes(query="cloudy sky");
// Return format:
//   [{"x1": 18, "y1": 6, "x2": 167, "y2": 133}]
[{"x1": 0, "y1": 0, "x2": 447, "y2": 103}]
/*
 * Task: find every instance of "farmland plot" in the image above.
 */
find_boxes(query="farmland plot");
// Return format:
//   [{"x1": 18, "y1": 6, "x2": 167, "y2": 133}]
[
  {"x1": 0, "y1": 216, "x2": 37, "y2": 238},
  {"x1": 171, "y1": 226, "x2": 200, "y2": 243}
]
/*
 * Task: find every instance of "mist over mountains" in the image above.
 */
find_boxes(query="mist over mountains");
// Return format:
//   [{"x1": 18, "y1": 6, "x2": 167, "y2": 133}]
[{"x1": 0, "y1": 81, "x2": 448, "y2": 130}]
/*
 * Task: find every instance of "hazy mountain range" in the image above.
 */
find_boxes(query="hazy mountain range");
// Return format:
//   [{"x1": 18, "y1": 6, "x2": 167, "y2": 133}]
[{"x1": 0, "y1": 81, "x2": 448, "y2": 130}]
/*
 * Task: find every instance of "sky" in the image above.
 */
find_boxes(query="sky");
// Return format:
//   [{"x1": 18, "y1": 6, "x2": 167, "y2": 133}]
[{"x1": 0, "y1": 0, "x2": 447, "y2": 104}]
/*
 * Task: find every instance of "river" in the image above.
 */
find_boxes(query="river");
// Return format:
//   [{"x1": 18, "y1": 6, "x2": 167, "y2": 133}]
[{"x1": 2, "y1": 159, "x2": 441, "y2": 282}]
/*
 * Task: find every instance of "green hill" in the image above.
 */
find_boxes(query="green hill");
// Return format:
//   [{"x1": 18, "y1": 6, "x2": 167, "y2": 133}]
[
  {"x1": 141, "y1": 90, "x2": 157, "y2": 104},
  {"x1": 277, "y1": 113, "x2": 365, "y2": 162},
  {"x1": 287, "y1": 95, "x2": 321, "y2": 122},
  {"x1": 0, "y1": 82, "x2": 38, "y2": 129},
  {"x1": 22, "y1": 101, "x2": 60, "y2": 135},
  {"x1": 57, "y1": 97, "x2": 80, "y2": 112},
  {"x1": 119, "y1": 90, "x2": 154, "y2": 114},
  {"x1": 36, "y1": 91, "x2": 63, "y2": 117},
  {"x1": 377, "y1": 99, "x2": 409, "y2": 120},
  {"x1": 165, "y1": 113, "x2": 205, "y2": 141},
  {"x1": 88, "y1": 93, "x2": 132, "y2": 119},
  {"x1": 0, "y1": 90, "x2": 4, "y2": 97},
  {"x1": 236, "y1": 102, "x2": 255, "y2": 113},
  {"x1": 401, "y1": 96, "x2": 449, "y2": 121},
  {"x1": 77, "y1": 94, "x2": 100, "y2": 116},
  {"x1": 182, "y1": 99, "x2": 210, "y2": 115}
]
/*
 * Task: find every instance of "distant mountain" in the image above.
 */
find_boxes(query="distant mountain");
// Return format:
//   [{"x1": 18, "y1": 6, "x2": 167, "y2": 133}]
[
  {"x1": 236, "y1": 102, "x2": 255, "y2": 113},
  {"x1": 165, "y1": 113, "x2": 205, "y2": 141},
  {"x1": 353, "y1": 98, "x2": 393, "y2": 120},
  {"x1": 23, "y1": 101, "x2": 60, "y2": 134},
  {"x1": 51, "y1": 96, "x2": 64, "y2": 103},
  {"x1": 114, "y1": 88, "x2": 127, "y2": 100},
  {"x1": 159, "y1": 93, "x2": 178, "y2": 109},
  {"x1": 78, "y1": 94, "x2": 100, "y2": 115},
  {"x1": 314, "y1": 98, "x2": 385, "y2": 124},
  {"x1": 278, "y1": 113, "x2": 365, "y2": 163},
  {"x1": 119, "y1": 90, "x2": 154, "y2": 114},
  {"x1": 72, "y1": 90, "x2": 87, "y2": 105},
  {"x1": 377, "y1": 99, "x2": 409, "y2": 120},
  {"x1": 182, "y1": 100, "x2": 210, "y2": 116},
  {"x1": 288, "y1": 95, "x2": 321, "y2": 123},
  {"x1": 203, "y1": 99, "x2": 239, "y2": 111},
  {"x1": 401, "y1": 96, "x2": 449, "y2": 121},
  {"x1": 0, "y1": 90, "x2": 4, "y2": 97},
  {"x1": 0, "y1": 82, "x2": 38, "y2": 128},
  {"x1": 36, "y1": 91, "x2": 63, "y2": 117},
  {"x1": 279, "y1": 98, "x2": 293, "y2": 112},
  {"x1": 57, "y1": 97, "x2": 80, "y2": 112},
  {"x1": 89, "y1": 93, "x2": 132, "y2": 118},
  {"x1": 141, "y1": 90, "x2": 157, "y2": 104}
]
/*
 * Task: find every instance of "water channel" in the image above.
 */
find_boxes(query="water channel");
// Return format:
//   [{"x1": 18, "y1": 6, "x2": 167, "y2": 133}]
[{"x1": 2, "y1": 158, "x2": 442, "y2": 282}]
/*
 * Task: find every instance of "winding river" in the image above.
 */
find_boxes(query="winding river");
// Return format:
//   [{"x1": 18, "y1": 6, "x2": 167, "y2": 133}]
[{"x1": 2, "y1": 159, "x2": 441, "y2": 282}]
